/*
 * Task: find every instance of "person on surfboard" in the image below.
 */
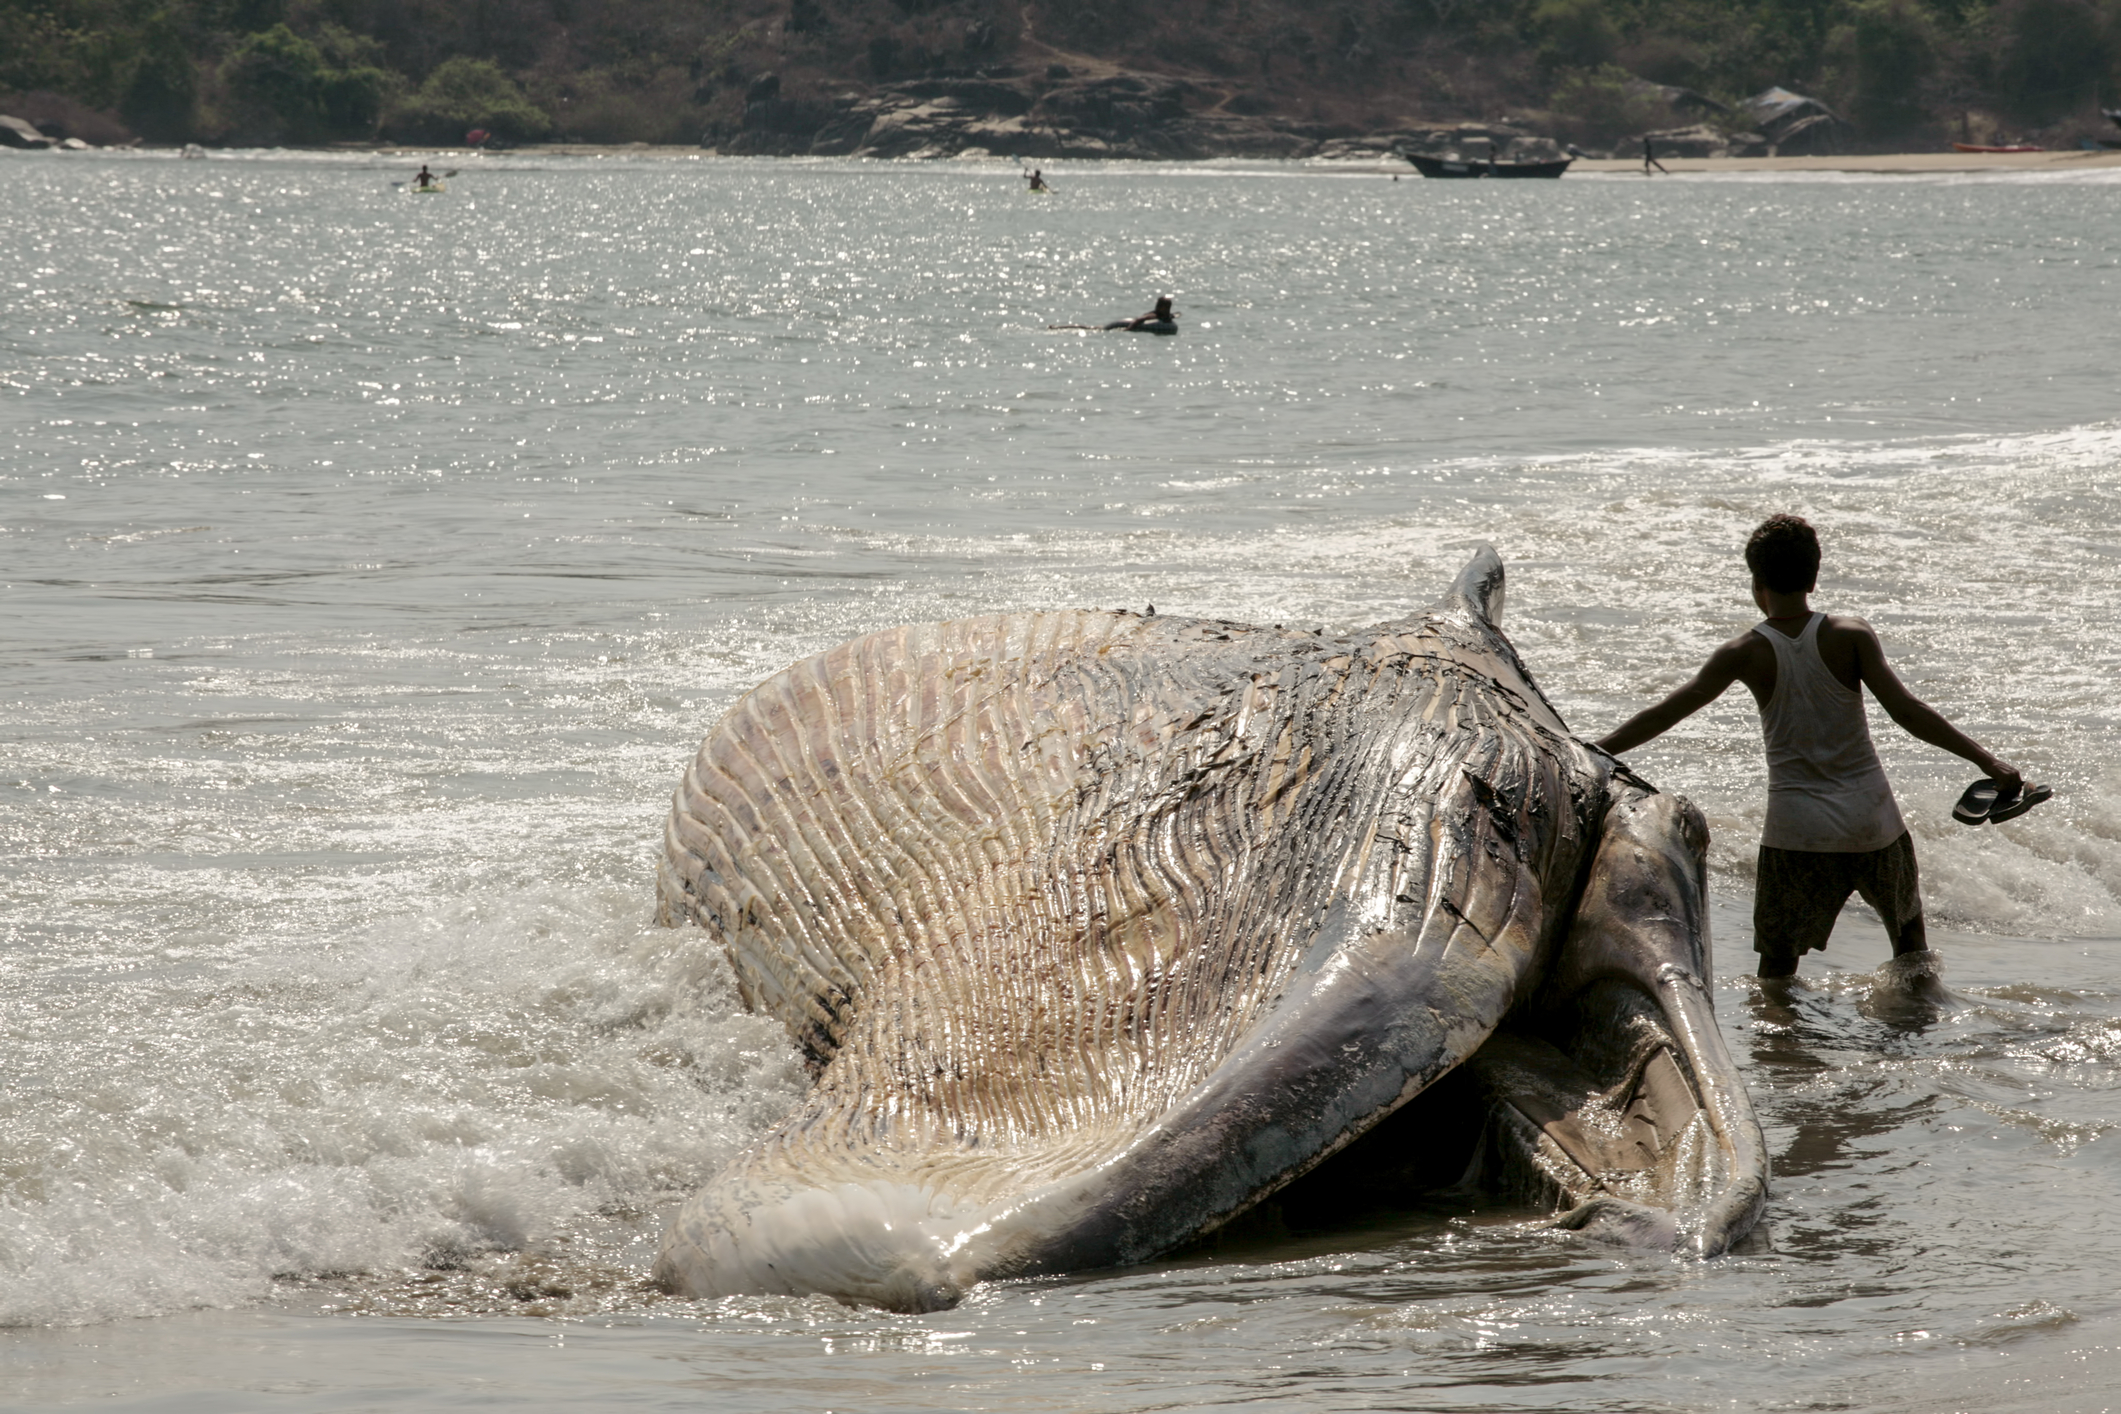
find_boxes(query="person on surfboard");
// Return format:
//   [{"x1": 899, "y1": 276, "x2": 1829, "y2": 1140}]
[
  {"x1": 1104, "y1": 295, "x2": 1176, "y2": 332},
  {"x1": 1046, "y1": 295, "x2": 1178, "y2": 333},
  {"x1": 1596, "y1": 513, "x2": 2048, "y2": 979}
]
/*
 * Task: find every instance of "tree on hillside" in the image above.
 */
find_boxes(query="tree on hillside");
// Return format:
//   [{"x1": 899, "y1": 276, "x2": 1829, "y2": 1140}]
[
  {"x1": 1535, "y1": 0, "x2": 1621, "y2": 74},
  {"x1": 121, "y1": 12, "x2": 201, "y2": 140},
  {"x1": 1842, "y1": 0, "x2": 1937, "y2": 136},
  {"x1": 1991, "y1": 0, "x2": 2115, "y2": 122},
  {"x1": 384, "y1": 57, "x2": 552, "y2": 143},
  {"x1": 221, "y1": 25, "x2": 332, "y2": 141},
  {"x1": 220, "y1": 23, "x2": 392, "y2": 141}
]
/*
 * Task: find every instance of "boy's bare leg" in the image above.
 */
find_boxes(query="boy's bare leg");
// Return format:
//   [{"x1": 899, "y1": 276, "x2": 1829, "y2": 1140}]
[
  {"x1": 1761, "y1": 918, "x2": 1923, "y2": 976},
  {"x1": 1890, "y1": 913, "x2": 1928, "y2": 957}
]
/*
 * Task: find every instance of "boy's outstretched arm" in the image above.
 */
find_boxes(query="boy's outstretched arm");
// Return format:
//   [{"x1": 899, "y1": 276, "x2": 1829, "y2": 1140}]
[
  {"x1": 1848, "y1": 622, "x2": 2021, "y2": 787},
  {"x1": 1595, "y1": 638, "x2": 1751, "y2": 756}
]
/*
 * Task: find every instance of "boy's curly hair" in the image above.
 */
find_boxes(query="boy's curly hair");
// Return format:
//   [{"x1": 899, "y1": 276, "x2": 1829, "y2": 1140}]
[{"x1": 1744, "y1": 514, "x2": 1820, "y2": 594}]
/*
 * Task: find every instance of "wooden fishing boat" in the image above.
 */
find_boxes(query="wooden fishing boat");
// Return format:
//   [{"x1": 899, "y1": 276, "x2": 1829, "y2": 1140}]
[{"x1": 1406, "y1": 151, "x2": 1572, "y2": 179}]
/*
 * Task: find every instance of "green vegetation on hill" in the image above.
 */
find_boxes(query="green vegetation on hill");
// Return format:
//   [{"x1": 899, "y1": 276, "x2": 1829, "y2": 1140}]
[{"x1": 3, "y1": 0, "x2": 2119, "y2": 146}]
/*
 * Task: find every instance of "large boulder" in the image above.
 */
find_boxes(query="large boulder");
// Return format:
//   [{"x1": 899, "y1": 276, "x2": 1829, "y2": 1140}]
[
  {"x1": 876, "y1": 76, "x2": 1037, "y2": 116},
  {"x1": 1, "y1": 91, "x2": 133, "y2": 145},
  {"x1": 847, "y1": 97, "x2": 983, "y2": 158},
  {"x1": 1, "y1": 114, "x2": 54, "y2": 148},
  {"x1": 1031, "y1": 74, "x2": 1189, "y2": 136}
]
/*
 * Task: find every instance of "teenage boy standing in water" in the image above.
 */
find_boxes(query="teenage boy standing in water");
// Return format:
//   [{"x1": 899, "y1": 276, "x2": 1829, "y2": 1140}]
[{"x1": 1595, "y1": 514, "x2": 2045, "y2": 978}]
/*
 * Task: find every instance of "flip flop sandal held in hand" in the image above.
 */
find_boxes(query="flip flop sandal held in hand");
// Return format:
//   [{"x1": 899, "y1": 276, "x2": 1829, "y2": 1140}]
[
  {"x1": 1988, "y1": 782, "x2": 2053, "y2": 824},
  {"x1": 1953, "y1": 778, "x2": 2001, "y2": 825}
]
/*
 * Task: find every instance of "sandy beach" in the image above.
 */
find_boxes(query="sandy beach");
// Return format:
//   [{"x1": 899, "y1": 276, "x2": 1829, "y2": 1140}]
[{"x1": 1575, "y1": 146, "x2": 2121, "y2": 175}]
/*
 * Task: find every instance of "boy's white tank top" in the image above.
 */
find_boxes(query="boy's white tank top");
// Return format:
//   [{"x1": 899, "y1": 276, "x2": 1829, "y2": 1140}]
[{"x1": 1753, "y1": 612, "x2": 1904, "y2": 853}]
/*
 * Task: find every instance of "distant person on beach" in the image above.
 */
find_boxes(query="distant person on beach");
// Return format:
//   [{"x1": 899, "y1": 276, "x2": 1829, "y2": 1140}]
[
  {"x1": 1027, "y1": 168, "x2": 1050, "y2": 191},
  {"x1": 1642, "y1": 137, "x2": 1668, "y2": 175},
  {"x1": 1595, "y1": 514, "x2": 2046, "y2": 980}
]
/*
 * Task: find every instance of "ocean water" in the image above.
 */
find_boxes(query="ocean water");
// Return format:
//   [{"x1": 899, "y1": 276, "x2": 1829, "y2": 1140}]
[{"x1": 5, "y1": 148, "x2": 2121, "y2": 1411}]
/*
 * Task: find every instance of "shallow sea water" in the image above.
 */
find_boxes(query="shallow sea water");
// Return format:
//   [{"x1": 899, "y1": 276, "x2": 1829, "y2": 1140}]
[{"x1": 4, "y1": 149, "x2": 2121, "y2": 1411}]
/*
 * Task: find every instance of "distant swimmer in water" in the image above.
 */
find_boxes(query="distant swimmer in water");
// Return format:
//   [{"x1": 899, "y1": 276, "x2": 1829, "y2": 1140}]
[
  {"x1": 1027, "y1": 168, "x2": 1051, "y2": 192},
  {"x1": 415, "y1": 164, "x2": 437, "y2": 190},
  {"x1": 1047, "y1": 295, "x2": 1179, "y2": 334},
  {"x1": 1597, "y1": 514, "x2": 2048, "y2": 983}
]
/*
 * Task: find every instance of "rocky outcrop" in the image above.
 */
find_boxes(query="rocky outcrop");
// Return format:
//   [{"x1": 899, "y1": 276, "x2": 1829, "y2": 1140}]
[
  {"x1": 709, "y1": 70, "x2": 1811, "y2": 166},
  {"x1": 704, "y1": 66, "x2": 1810, "y2": 166},
  {"x1": 0, "y1": 91, "x2": 133, "y2": 146},
  {"x1": 715, "y1": 69, "x2": 1362, "y2": 161},
  {"x1": 1, "y1": 114, "x2": 55, "y2": 148}
]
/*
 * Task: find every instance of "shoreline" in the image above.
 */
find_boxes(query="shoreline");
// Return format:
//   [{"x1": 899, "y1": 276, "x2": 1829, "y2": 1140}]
[
  {"x1": 407, "y1": 143, "x2": 2121, "y2": 175},
  {"x1": 393, "y1": 143, "x2": 2121, "y2": 174},
  {"x1": 21, "y1": 139, "x2": 2121, "y2": 176}
]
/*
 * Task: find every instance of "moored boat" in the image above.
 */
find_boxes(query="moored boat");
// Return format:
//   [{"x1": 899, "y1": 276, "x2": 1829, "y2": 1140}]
[{"x1": 1405, "y1": 151, "x2": 1572, "y2": 179}]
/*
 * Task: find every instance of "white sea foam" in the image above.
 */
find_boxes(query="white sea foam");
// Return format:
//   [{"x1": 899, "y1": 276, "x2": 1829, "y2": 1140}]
[{"x1": 0, "y1": 889, "x2": 803, "y2": 1328}]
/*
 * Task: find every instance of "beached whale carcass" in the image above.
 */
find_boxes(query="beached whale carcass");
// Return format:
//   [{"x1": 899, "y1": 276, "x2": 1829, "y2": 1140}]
[{"x1": 653, "y1": 548, "x2": 1767, "y2": 1311}]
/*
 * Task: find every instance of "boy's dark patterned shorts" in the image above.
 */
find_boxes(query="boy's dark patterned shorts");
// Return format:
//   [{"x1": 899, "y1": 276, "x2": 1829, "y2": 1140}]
[{"x1": 1754, "y1": 831, "x2": 1923, "y2": 958}]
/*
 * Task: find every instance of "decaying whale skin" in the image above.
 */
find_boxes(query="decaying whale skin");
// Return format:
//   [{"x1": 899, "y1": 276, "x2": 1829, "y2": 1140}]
[{"x1": 653, "y1": 548, "x2": 1767, "y2": 1310}]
